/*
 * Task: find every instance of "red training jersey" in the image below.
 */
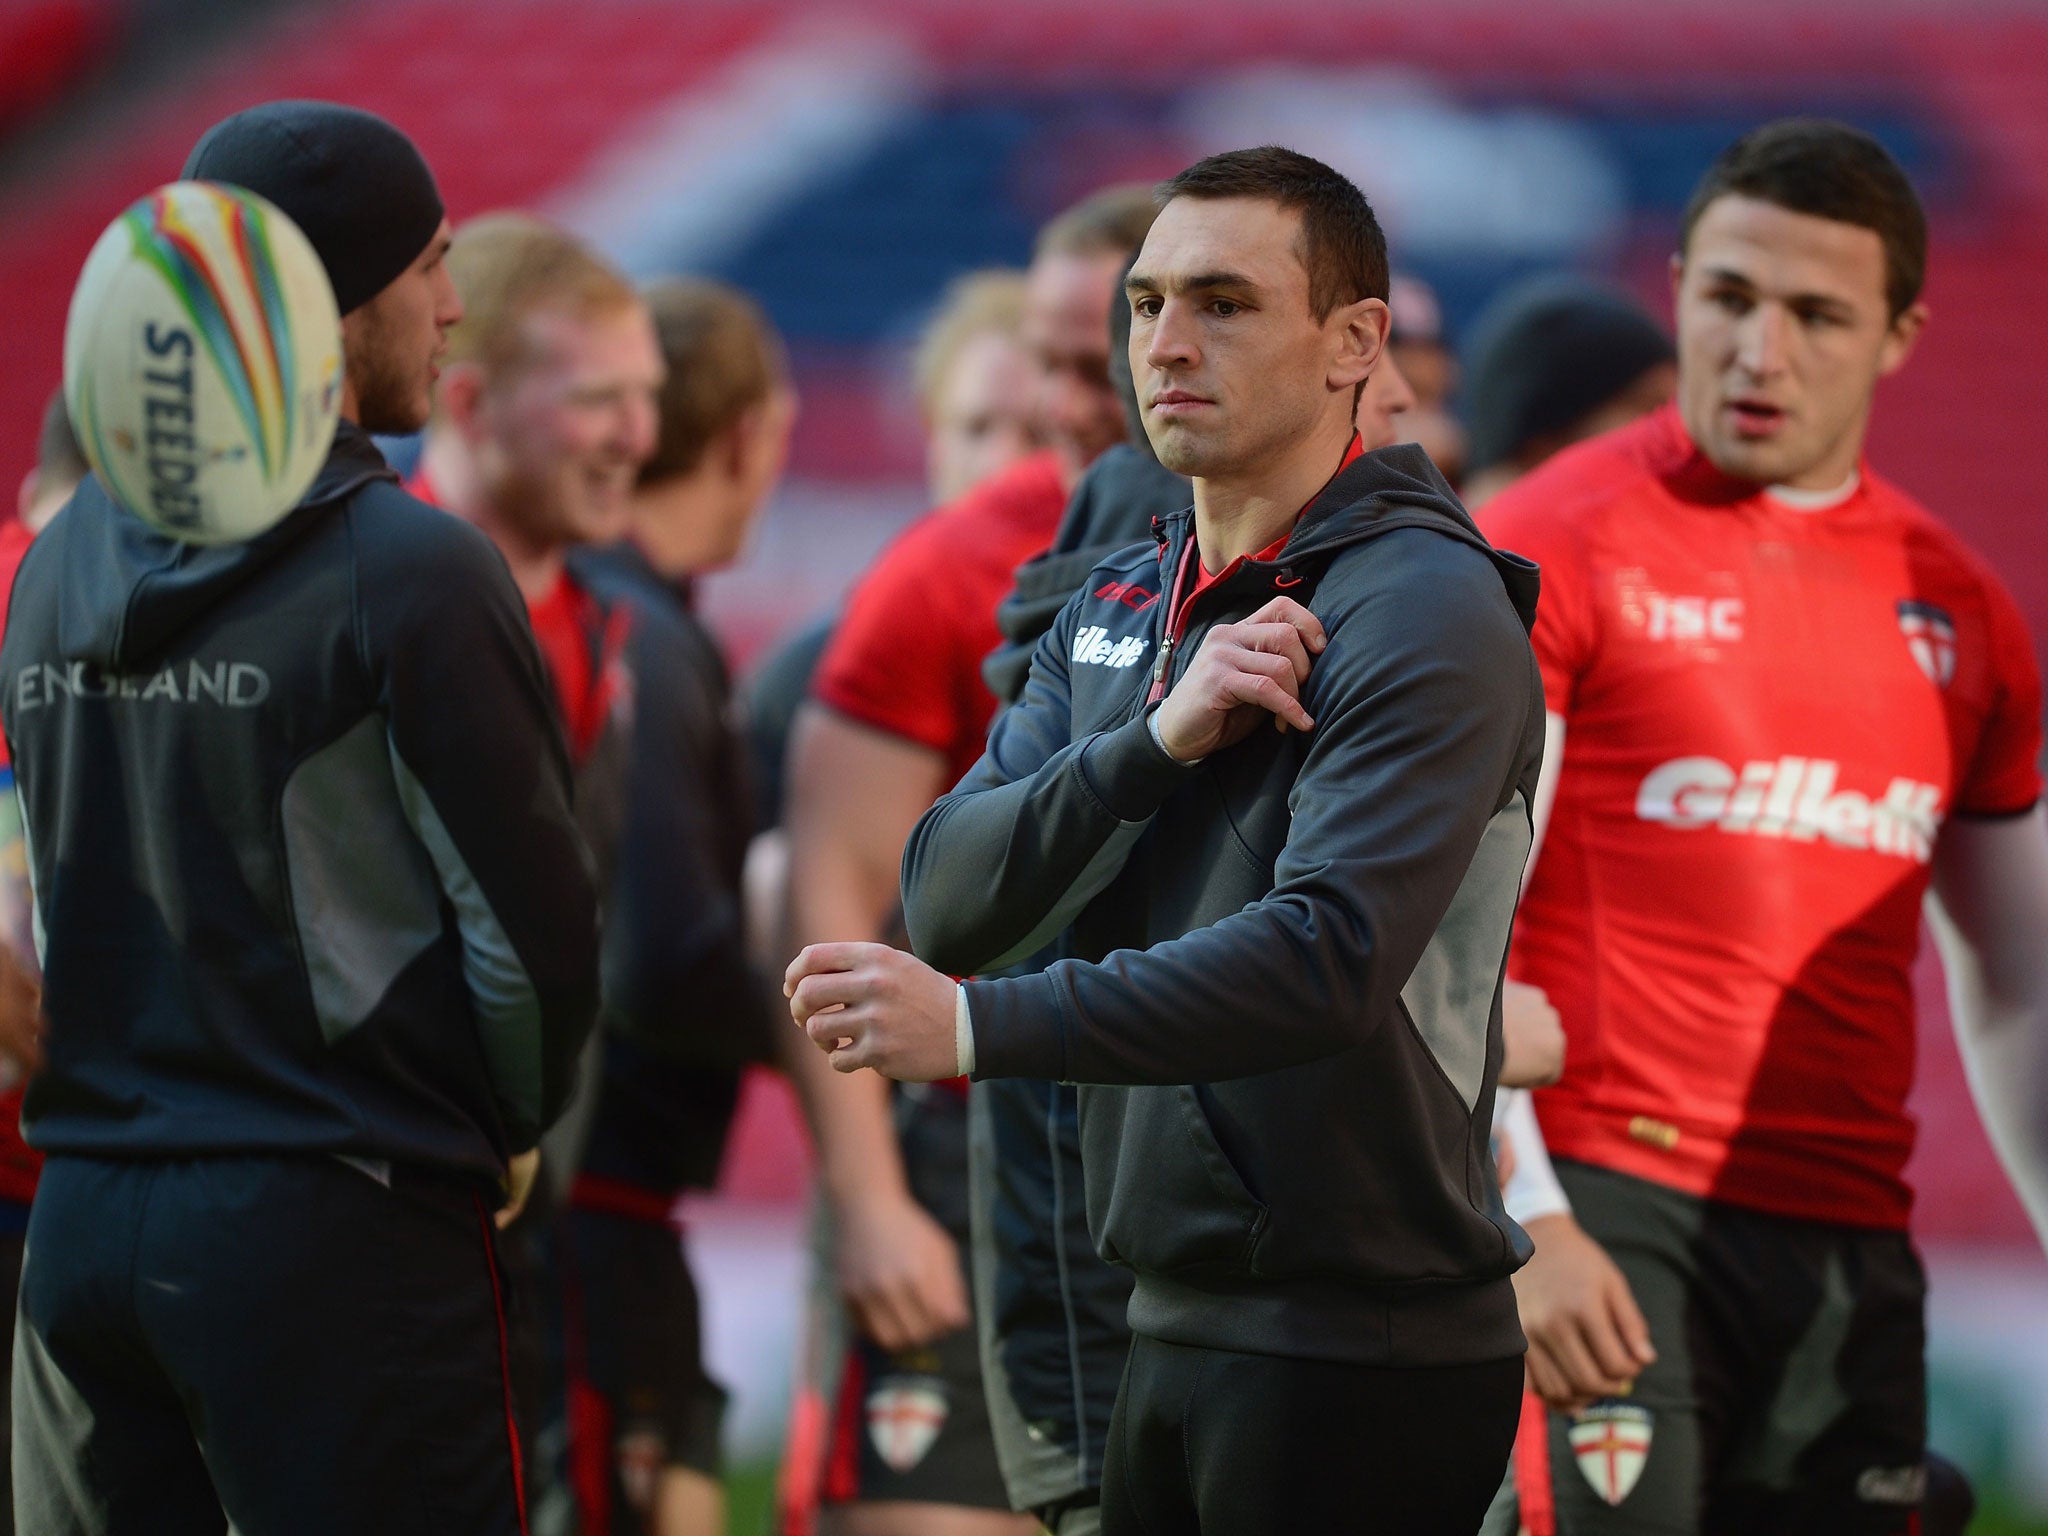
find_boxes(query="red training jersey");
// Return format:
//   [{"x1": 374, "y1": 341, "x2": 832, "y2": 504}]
[
  {"x1": 525, "y1": 570, "x2": 618, "y2": 764},
  {"x1": 812, "y1": 451, "x2": 1067, "y2": 785},
  {"x1": 405, "y1": 469, "x2": 618, "y2": 765},
  {"x1": 1481, "y1": 406, "x2": 2042, "y2": 1230}
]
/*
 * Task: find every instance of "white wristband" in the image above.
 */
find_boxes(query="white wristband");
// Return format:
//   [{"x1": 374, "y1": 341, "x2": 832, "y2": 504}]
[
  {"x1": 1497, "y1": 1087, "x2": 1571, "y2": 1226},
  {"x1": 955, "y1": 984, "x2": 976, "y2": 1078},
  {"x1": 1147, "y1": 707, "x2": 1202, "y2": 764}
]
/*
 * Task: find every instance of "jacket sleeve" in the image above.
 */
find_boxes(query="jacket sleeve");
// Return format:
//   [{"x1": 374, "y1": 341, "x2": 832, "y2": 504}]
[
  {"x1": 967, "y1": 529, "x2": 1541, "y2": 1085},
  {"x1": 903, "y1": 587, "x2": 1193, "y2": 977},
  {"x1": 363, "y1": 504, "x2": 601, "y2": 1151},
  {"x1": 608, "y1": 619, "x2": 776, "y2": 1068}
]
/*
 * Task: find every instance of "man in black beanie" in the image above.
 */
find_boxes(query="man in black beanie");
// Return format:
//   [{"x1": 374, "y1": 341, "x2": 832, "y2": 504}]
[
  {"x1": 184, "y1": 99, "x2": 458, "y2": 433},
  {"x1": 3, "y1": 100, "x2": 600, "y2": 1535},
  {"x1": 1458, "y1": 274, "x2": 1676, "y2": 511}
]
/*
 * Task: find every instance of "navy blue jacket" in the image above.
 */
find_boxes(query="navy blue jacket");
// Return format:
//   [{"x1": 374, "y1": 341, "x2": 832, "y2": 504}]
[{"x1": 0, "y1": 423, "x2": 600, "y2": 1187}]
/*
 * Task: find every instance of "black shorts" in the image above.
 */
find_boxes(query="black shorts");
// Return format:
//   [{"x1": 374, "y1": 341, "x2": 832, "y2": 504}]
[
  {"x1": 1539, "y1": 1159, "x2": 1928, "y2": 1536},
  {"x1": 14, "y1": 1154, "x2": 527, "y2": 1536},
  {"x1": 1102, "y1": 1334, "x2": 1522, "y2": 1536},
  {"x1": 782, "y1": 1083, "x2": 1012, "y2": 1521},
  {"x1": 556, "y1": 1190, "x2": 728, "y2": 1531},
  {"x1": 824, "y1": 1310, "x2": 1011, "y2": 1509}
]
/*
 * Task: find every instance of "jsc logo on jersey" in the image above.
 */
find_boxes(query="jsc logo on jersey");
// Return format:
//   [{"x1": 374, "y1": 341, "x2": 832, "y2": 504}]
[
  {"x1": 1636, "y1": 756, "x2": 1942, "y2": 863},
  {"x1": 1569, "y1": 1401, "x2": 1653, "y2": 1506},
  {"x1": 1072, "y1": 626, "x2": 1150, "y2": 669}
]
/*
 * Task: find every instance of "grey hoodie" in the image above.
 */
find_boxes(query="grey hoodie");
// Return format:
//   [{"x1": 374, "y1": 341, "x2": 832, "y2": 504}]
[{"x1": 902, "y1": 442, "x2": 1544, "y2": 1366}]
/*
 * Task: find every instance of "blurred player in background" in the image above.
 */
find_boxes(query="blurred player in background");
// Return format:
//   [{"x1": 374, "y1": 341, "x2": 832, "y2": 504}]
[
  {"x1": 1385, "y1": 272, "x2": 1464, "y2": 480},
  {"x1": 419, "y1": 215, "x2": 761, "y2": 1536},
  {"x1": 1458, "y1": 274, "x2": 1676, "y2": 512},
  {"x1": 742, "y1": 265, "x2": 1046, "y2": 974},
  {"x1": 0, "y1": 386, "x2": 79, "y2": 1535},
  {"x1": 5, "y1": 102, "x2": 600, "y2": 1534},
  {"x1": 416, "y1": 212, "x2": 661, "y2": 585},
  {"x1": 14, "y1": 390, "x2": 87, "y2": 535},
  {"x1": 1481, "y1": 118, "x2": 2048, "y2": 1535},
  {"x1": 776, "y1": 184, "x2": 1156, "y2": 1536},
  {"x1": 914, "y1": 270, "x2": 1041, "y2": 506},
  {"x1": 551, "y1": 274, "x2": 797, "y2": 1536}
]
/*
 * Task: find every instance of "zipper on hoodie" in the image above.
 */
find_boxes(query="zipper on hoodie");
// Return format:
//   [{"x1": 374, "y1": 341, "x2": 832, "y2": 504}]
[
  {"x1": 1144, "y1": 531, "x2": 1290, "y2": 707},
  {"x1": 1146, "y1": 537, "x2": 1199, "y2": 706},
  {"x1": 1145, "y1": 436, "x2": 1366, "y2": 707}
]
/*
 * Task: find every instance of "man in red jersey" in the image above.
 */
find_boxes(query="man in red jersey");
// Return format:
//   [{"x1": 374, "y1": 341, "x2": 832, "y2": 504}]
[
  {"x1": 777, "y1": 185, "x2": 1157, "y2": 1536},
  {"x1": 564, "y1": 275, "x2": 797, "y2": 1536},
  {"x1": 1479, "y1": 120, "x2": 2048, "y2": 1535},
  {"x1": 410, "y1": 214, "x2": 677, "y2": 1530}
]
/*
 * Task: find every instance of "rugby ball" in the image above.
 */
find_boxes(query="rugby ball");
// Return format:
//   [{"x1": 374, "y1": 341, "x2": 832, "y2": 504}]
[{"x1": 63, "y1": 180, "x2": 342, "y2": 545}]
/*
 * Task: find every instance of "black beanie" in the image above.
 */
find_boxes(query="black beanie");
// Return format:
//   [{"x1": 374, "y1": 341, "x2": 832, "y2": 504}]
[
  {"x1": 1462, "y1": 274, "x2": 1675, "y2": 473},
  {"x1": 183, "y1": 100, "x2": 444, "y2": 316}
]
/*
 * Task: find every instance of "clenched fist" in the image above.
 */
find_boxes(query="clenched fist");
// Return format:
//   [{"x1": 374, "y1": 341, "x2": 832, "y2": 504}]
[{"x1": 786, "y1": 941, "x2": 961, "y2": 1082}]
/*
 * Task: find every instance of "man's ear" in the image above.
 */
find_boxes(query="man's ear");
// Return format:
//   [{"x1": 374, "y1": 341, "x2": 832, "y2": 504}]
[
  {"x1": 1329, "y1": 296, "x2": 1390, "y2": 393},
  {"x1": 737, "y1": 385, "x2": 799, "y2": 487},
  {"x1": 17, "y1": 469, "x2": 36, "y2": 525},
  {"x1": 1877, "y1": 300, "x2": 1928, "y2": 380},
  {"x1": 717, "y1": 407, "x2": 757, "y2": 481}
]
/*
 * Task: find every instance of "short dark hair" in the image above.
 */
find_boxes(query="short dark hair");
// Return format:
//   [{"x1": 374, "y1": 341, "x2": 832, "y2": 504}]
[
  {"x1": 1681, "y1": 119, "x2": 1927, "y2": 319},
  {"x1": 1157, "y1": 146, "x2": 1389, "y2": 320}
]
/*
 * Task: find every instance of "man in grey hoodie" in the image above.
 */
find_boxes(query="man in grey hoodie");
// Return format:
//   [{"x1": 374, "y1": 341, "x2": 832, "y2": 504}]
[{"x1": 788, "y1": 147, "x2": 1544, "y2": 1535}]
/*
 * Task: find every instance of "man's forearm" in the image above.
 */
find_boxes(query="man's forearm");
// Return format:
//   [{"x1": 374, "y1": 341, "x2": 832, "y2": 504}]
[
  {"x1": 1497, "y1": 1088, "x2": 1571, "y2": 1226},
  {"x1": 903, "y1": 713, "x2": 1187, "y2": 977},
  {"x1": 1927, "y1": 816, "x2": 2048, "y2": 1256},
  {"x1": 776, "y1": 1023, "x2": 912, "y2": 1210},
  {"x1": 1934, "y1": 911, "x2": 2048, "y2": 1251},
  {"x1": 963, "y1": 872, "x2": 1464, "y2": 1086},
  {"x1": 781, "y1": 721, "x2": 934, "y2": 1208},
  {"x1": 1947, "y1": 993, "x2": 2048, "y2": 1251}
]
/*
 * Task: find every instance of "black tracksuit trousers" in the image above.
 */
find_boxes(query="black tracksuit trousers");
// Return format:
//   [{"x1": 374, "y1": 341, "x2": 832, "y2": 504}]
[
  {"x1": 1100, "y1": 1334, "x2": 1521, "y2": 1536},
  {"x1": 12, "y1": 1154, "x2": 528, "y2": 1536}
]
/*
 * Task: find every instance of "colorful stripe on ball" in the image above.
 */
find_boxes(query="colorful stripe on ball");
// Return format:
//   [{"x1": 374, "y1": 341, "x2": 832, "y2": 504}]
[
  {"x1": 223, "y1": 189, "x2": 298, "y2": 464},
  {"x1": 121, "y1": 186, "x2": 295, "y2": 483}
]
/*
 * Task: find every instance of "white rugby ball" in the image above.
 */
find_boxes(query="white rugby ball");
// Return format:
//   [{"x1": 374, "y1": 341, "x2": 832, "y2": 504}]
[{"x1": 63, "y1": 180, "x2": 342, "y2": 545}]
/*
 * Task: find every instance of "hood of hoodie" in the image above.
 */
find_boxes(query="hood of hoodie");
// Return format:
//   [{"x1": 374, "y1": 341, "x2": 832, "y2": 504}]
[
  {"x1": 1153, "y1": 441, "x2": 1540, "y2": 636},
  {"x1": 52, "y1": 421, "x2": 398, "y2": 673}
]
